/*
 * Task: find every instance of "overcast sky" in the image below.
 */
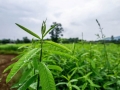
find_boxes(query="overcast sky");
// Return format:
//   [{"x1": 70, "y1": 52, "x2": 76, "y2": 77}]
[{"x1": 0, "y1": 0, "x2": 120, "y2": 40}]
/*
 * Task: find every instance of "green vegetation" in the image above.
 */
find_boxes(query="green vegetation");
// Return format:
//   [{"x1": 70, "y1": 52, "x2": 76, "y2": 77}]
[
  {"x1": 0, "y1": 44, "x2": 23, "y2": 54},
  {"x1": 49, "y1": 22, "x2": 64, "y2": 42},
  {"x1": 3, "y1": 20, "x2": 120, "y2": 90}
]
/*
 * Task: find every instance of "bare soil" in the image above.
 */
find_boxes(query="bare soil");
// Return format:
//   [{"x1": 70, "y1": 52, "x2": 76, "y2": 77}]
[{"x1": 0, "y1": 54, "x2": 17, "y2": 90}]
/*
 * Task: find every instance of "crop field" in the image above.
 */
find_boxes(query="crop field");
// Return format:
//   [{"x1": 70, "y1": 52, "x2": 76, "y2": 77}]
[
  {"x1": 0, "y1": 42, "x2": 120, "y2": 90},
  {"x1": 0, "y1": 44, "x2": 28, "y2": 54},
  {"x1": 1, "y1": 21, "x2": 120, "y2": 90}
]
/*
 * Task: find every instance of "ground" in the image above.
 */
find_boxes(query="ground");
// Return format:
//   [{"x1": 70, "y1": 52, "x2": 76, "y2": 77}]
[{"x1": 0, "y1": 54, "x2": 17, "y2": 90}]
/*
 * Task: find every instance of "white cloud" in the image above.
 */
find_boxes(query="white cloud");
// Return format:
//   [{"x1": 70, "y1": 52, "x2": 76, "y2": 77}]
[
  {"x1": 20, "y1": 17, "x2": 41, "y2": 23},
  {"x1": 0, "y1": 0, "x2": 120, "y2": 40}
]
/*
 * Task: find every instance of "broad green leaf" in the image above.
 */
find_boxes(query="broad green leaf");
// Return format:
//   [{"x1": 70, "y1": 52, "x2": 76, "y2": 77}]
[
  {"x1": 11, "y1": 53, "x2": 24, "y2": 61},
  {"x1": 6, "y1": 48, "x2": 41, "y2": 83},
  {"x1": 32, "y1": 58, "x2": 39, "y2": 70},
  {"x1": 44, "y1": 41, "x2": 71, "y2": 52},
  {"x1": 47, "y1": 65, "x2": 63, "y2": 72},
  {"x1": 18, "y1": 74, "x2": 37, "y2": 90},
  {"x1": 16, "y1": 23, "x2": 40, "y2": 39},
  {"x1": 3, "y1": 63, "x2": 15, "y2": 73},
  {"x1": 39, "y1": 62, "x2": 56, "y2": 90},
  {"x1": 11, "y1": 68, "x2": 33, "y2": 89},
  {"x1": 43, "y1": 24, "x2": 56, "y2": 38}
]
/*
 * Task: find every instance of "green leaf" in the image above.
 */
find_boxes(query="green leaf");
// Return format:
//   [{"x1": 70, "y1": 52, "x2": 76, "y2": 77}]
[
  {"x1": 18, "y1": 74, "x2": 37, "y2": 90},
  {"x1": 44, "y1": 41, "x2": 71, "y2": 52},
  {"x1": 82, "y1": 83, "x2": 87, "y2": 90},
  {"x1": 43, "y1": 24, "x2": 56, "y2": 38},
  {"x1": 87, "y1": 79, "x2": 100, "y2": 88},
  {"x1": 81, "y1": 52, "x2": 89, "y2": 57},
  {"x1": 91, "y1": 60, "x2": 95, "y2": 69},
  {"x1": 51, "y1": 51, "x2": 78, "y2": 61},
  {"x1": 83, "y1": 72, "x2": 92, "y2": 79},
  {"x1": 16, "y1": 23, "x2": 40, "y2": 39},
  {"x1": 117, "y1": 80, "x2": 120, "y2": 85},
  {"x1": 11, "y1": 68, "x2": 33, "y2": 88},
  {"x1": 29, "y1": 82, "x2": 37, "y2": 90},
  {"x1": 18, "y1": 44, "x2": 30, "y2": 49},
  {"x1": 39, "y1": 62, "x2": 56, "y2": 90},
  {"x1": 32, "y1": 58, "x2": 39, "y2": 70},
  {"x1": 6, "y1": 48, "x2": 41, "y2": 83},
  {"x1": 11, "y1": 53, "x2": 24, "y2": 61},
  {"x1": 56, "y1": 82, "x2": 67, "y2": 86},
  {"x1": 70, "y1": 79, "x2": 78, "y2": 83},
  {"x1": 41, "y1": 21, "x2": 46, "y2": 36},
  {"x1": 3, "y1": 63, "x2": 15, "y2": 73},
  {"x1": 103, "y1": 81, "x2": 115, "y2": 89},
  {"x1": 47, "y1": 65, "x2": 63, "y2": 72},
  {"x1": 72, "y1": 85, "x2": 80, "y2": 90}
]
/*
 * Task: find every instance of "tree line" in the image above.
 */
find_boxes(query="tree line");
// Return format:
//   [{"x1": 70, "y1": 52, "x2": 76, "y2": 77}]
[{"x1": 0, "y1": 22, "x2": 120, "y2": 44}]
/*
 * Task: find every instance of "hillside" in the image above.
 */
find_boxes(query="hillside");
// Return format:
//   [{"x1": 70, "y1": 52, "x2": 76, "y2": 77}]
[{"x1": 105, "y1": 36, "x2": 120, "y2": 40}]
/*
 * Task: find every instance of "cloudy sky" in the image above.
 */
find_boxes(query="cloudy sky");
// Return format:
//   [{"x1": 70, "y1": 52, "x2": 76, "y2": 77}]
[{"x1": 0, "y1": 0, "x2": 120, "y2": 40}]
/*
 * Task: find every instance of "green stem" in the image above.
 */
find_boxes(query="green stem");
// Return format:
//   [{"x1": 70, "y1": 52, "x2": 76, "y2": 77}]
[
  {"x1": 38, "y1": 36, "x2": 43, "y2": 89},
  {"x1": 37, "y1": 74, "x2": 40, "y2": 90},
  {"x1": 40, "y1": 37, "x2": 43, "y2": 62}
]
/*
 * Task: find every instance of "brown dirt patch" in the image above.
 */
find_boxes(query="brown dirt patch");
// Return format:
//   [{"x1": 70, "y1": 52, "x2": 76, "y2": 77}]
[{"x1": 0, "y1": 54, "x2": 17, "y2": 90}]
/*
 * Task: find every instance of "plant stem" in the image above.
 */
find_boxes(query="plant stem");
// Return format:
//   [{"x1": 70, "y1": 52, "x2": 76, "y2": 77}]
[
  {"x1": 96, "y1": 19, "x2": 110, "y2": 73},
  {"x1": 40, "y1": 40, "x2": 43, "y2": 62},
  {"x1": 38, "y1": 36, "x2": 43, "y2": 89},
  {"x1": 37, "y1": 74, "x2": 40, "y2": 90}
]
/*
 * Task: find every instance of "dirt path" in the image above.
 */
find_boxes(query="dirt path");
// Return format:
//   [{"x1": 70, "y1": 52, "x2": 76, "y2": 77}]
[{"x1": 0, "y1": 54, "x2": 17, "y2": 90}]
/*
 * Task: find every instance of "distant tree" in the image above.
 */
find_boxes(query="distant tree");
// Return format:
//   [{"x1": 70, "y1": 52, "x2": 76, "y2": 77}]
[
  {"x1": 22, "y1": 37, "x2": 31, "y2": 43},
  {"x1": 49, "y1": 22, "x2": 64, "y2": 42},
  {"x1": 1, "y1": 39, "x2": 11, "y2": 44},
  {"x1": 111, "y1": 35, "x2": 114, "y2": 41},
  {"x1": 68, "y1": 38, "x2": 79, "y2": 43},
  {"x1": 16, "y1": 39, "x2": 23, "y2": 43}
]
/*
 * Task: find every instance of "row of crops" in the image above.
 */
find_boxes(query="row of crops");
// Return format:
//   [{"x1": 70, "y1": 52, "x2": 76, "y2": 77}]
[{"x1": 44, "y1": 42, "x2": 120, "y2": 90}]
